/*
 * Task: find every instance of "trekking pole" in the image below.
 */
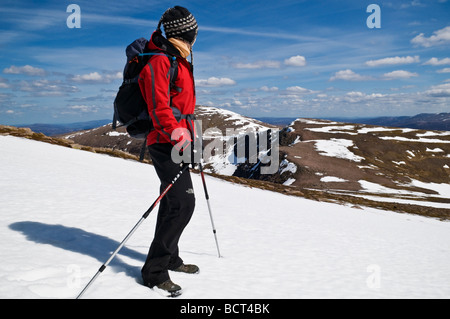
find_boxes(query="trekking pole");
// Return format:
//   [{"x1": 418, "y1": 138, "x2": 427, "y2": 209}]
[
  {"x1": 76, "y1": 164, "x2": 190, "y2": 299},
  {"x1": 198, "y1": 163, "x2": 221, "y2": 258}
]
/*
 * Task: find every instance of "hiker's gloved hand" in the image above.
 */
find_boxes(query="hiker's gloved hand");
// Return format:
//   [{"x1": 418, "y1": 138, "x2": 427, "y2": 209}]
[
  {"x1": 190, "y1": 147, "x2": 201, "y2": 169},
  {"x1": 172, "y1": 128, "x2": 192, "y2": 153}
]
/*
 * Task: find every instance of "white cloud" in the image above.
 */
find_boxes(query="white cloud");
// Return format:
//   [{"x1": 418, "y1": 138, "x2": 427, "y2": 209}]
[
  {"x1": 425, "y1": 83, "x2": 450, "y2": 97},
  {"x1": 365, "y1": 56, "x2": 420, "y2": 67},
  {"x1": 383, "y1": 70, "x2": 419, "y2": 79},
  {"x1": 330, "y1": 69, "x2": 372, "y2": 81},
  {"x1": 3, "y1": 65, "x2": 46, "y2": 76},
  {"x1": 232, "y1": 60, "x2": 280, "y2": 69},
  {"x1": 71, "y1": 71, "x2": 122, "y2": 83},
  {"x1": 72, "y1": 72, "x2": 102, "y2": 82},
  {"x1": 285, "y1": 86, "x2": 314, "y2": 94},
  {"x1": 69, "y1": 105, "x2": 95, "y2": 112},
  {"x1": 341, "y1": 91, "x2": 366, "y2": 103},
  {"x1": 423, "y1": 57, "x2": 450, "y2": 65},
  {"x1": 17, "y1": 79, "x2": 79, "y2": 96},
  {"x1": 196, "y1": 77, "x2": 236, "y2": 87},
  {"x1": 0, "y1": 77, "x2": 10, "y2": 88},
  {"x1": 411, "y1": 26, "x2": 450, "y2": 47},
  {"x1": 341, "y1": 91, "x2": 385, "y2": 103},
  {"x1": 260, "y1": 86, "x2": 278, "y2": 92},
  {"x1": 284, "y1": 55, "x2": 306, "y2": 67},
  {"x1": 233, "y1": 56, "x2": 306, "y2": 69},
  {"x1": 346, "y1": 91, "x2": 365, "y2": 98},
  {"x1": 106, "y1": 72, "x2": 123, "y2": 82},
  {"x1": 200, "y1": 25, "x2": 315, "y2": 42},
  {"x1": 60, "y1": 104, "x2": 101, "y2": 115},
  {"x1": 437, "y1": 68, "x2": 450, "y2": 73}
]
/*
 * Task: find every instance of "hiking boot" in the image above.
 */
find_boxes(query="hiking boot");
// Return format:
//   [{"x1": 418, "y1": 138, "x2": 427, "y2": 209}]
[
  {"x1": 156, "y1": 279, "x2": 182, "y2": 295},
  {"x1": 172, "y1": 263, "x2": 200, "y2": 274}
]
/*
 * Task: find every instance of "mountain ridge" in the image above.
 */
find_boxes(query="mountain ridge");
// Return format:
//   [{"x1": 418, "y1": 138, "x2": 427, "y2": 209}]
[
  {"x1": 11, "y1": 112, "x2": 450, "y2": 137},
  {"x1": 16, "y1": 119, "x2": 111, "y2": 137},
  {"x1": 256, "y1": 112, "x2": 450, "y2": 131}
]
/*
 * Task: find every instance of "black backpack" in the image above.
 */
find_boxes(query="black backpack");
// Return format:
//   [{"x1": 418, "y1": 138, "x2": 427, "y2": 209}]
[{"x1": 112, "y1": 38, "x2": 179, "y2": 155}]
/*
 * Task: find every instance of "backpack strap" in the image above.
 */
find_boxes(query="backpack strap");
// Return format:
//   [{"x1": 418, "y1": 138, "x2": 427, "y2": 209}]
[
  {"x1": 139, "y1": 52, "x2": 181, "y2": 93},
  {"x1": 112, "y1": 111, "x2": 118, "y2": 130},
  {"x1": 139, "y1": 139, "x2": 147, "y2": 162},
  {"x1": 168, "y1": 58, "x2": 181, "y2": 93},
  {"x1": 134, "y1": 52, "x2": 181, "y2": 162}
]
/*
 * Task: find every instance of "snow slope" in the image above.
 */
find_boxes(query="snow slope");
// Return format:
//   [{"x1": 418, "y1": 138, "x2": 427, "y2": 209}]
[{"x1": 1, "y1": 135, "x2": 449, "y2": 299}]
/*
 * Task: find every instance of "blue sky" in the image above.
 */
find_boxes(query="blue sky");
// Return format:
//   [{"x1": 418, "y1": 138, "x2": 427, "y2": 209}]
[{"x1": 0, "y1": 0, "x2": 449, "y2": 125}]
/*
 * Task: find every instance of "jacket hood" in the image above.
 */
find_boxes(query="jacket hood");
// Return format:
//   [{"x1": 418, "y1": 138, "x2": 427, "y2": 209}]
[{"x1": 147, "y1": 30, "x2": 181, "y2": 57}]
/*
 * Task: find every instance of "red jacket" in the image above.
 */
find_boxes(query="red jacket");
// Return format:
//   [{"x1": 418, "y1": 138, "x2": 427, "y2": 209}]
[{"x1": 139, "y1": 31, "x2": 196, "y2": 147}]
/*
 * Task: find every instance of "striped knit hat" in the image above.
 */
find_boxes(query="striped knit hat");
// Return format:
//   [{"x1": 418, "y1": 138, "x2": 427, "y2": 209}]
[{"x1": 158, "y1": 6, "x2": 198, "y2": 45}]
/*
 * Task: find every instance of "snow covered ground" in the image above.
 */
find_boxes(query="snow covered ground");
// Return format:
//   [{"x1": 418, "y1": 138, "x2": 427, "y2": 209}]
[{"x1": 1, "y1": 135, "x2": 450, "y2": 299}]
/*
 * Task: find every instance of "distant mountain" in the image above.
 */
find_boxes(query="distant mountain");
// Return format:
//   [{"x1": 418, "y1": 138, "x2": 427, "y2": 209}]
[
  {"x1": 18, "y1": 112, "x2": 449, "y2": 138},
  {"x1": 18, "y1": 119, "x2": 111, "y2": 136},
  {"x1": 352, "y1": 113, "x2": 450, "y2": 131},
  {"x1": 255, "y1": 117, "x2": 298, "y2": 126},
  {"x1": 259, "y1": 113, "x2": 450, "y2": 131},
  {"x1": 56, "y1": 106, "x2": 277, "y2": 167}
]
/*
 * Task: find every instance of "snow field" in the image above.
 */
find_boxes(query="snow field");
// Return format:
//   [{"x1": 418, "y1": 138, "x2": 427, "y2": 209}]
[{"x1": 1, "y1": 135, "x2": 450, "y2": 299}]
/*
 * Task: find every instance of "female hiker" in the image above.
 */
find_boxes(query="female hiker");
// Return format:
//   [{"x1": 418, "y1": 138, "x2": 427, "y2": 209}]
[{"x1": 138, "y1": 6, "x2": 199, "y2": 296}]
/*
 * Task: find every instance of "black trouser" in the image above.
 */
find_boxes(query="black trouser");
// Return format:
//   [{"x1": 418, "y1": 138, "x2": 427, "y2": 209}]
[{"x1": 141, "y1": 143, "x2": 195, "y2": 287}]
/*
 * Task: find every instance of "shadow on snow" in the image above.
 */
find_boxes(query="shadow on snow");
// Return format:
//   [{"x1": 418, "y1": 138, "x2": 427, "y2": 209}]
[{"x1": 9, "y1": 221, "x2": 147, "y2": 281}]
